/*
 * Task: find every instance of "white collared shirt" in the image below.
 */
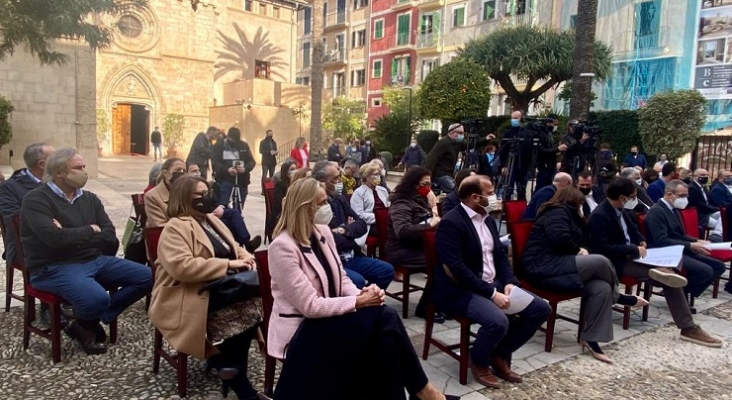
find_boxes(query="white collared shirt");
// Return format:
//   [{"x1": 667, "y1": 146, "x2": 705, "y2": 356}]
[
  {"x1": 460, "y1": 203, "x2": 495, "y2": 283},
  {"x1": 585, "y1": 192, "x2": 598, "y2": 213}
]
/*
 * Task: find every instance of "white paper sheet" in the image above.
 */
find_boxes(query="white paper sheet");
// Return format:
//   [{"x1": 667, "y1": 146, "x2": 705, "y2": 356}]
[
  {"x1": 502, "y1": 287, "x2": 535, "y2": 315},
  {"x1": 500, "y1": 234, "x2": 511, "y2": 247},
  {"x1": 704, "y1": 242, "x2": 732, "y2": 251},
  {"x1": 634, "y1": 245, "x2": 684, "y2": 268}
]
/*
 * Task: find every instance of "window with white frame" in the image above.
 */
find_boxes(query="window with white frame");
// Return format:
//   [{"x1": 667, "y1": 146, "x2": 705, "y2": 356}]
[
  {"x1": 302, "y1": 42, "x2": 311, "y2": 68},
  {"x1": 374, "y1": 19, "x2": 384, "y2": 39},
  {"x1": 452, "y1": 5, "x2": 466, "y2": 28},
  {"x1": 482, "y1": 1, "x2": 495, "y2": 21},
  {"x1": 372, "y1": 59, "x2": 383, "y2": 78},
  {"x1": 421, "y1": 58, "x2": 439, "y2": 82},
  {"x1": 303, "y1": 7, "x2": 312, "y2": 34},
  {"x1": 351, "y1": 69, "x2": 366, "y2": 86},
  {"x1": 353, "y1": 0, "x2": 368, "y2": 9},
  {"x1": 371, "y1": 98, "x2": 383, "y2": 107},
  {"x1": 352, "y1": 29, "x2": 366, "y2": 48}
]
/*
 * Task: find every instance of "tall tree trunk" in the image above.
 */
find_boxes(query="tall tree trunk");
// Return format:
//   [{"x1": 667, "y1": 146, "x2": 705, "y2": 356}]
[
  {"x1": 569, "y1": 0, "x2": 598, "y2": 121},
  {"x1": 309, "y1": 1, "x2": 324, "y2": 161}
]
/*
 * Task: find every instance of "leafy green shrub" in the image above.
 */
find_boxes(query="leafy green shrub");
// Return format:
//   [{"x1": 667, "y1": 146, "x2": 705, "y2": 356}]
[
  {"x1": 0, "y1": 95, "x2": 15, "y2": 148},
  {"x1": 638, "y1": 90, "x2": 707, "y2": 161}
]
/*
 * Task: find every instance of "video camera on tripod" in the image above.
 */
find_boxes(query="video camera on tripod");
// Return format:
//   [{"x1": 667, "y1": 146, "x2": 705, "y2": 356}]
[{"x1": 460, "y1": 118, "x2": 489, "y2": 170}]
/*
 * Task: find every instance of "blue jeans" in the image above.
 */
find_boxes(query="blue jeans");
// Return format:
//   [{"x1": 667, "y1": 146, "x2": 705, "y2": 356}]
[
  {"x1": 343, "y1": 256, "x2": 395, "y2": 290},
  {"x1": 152, "y1": 143, "x2": 162, "y2": 159},
  {"x1": 220, "y1": 208, "x2": 251, "y2": 245},
  {"x1": 434, "y1": 175, "x2": 455, "y2": 194},
  {"x1": 218, "y1": 181, "x2": 248, "y2": 209},
  {"x1": 30, "y1": 256, "x2": 152, "y2": 324},
  {"x1": 465, "y1": 291, "x2": 550, "y2": 367}
]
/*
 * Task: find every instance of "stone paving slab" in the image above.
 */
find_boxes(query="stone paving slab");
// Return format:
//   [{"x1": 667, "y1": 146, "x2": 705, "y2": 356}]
[{"x1": 1, "y1": 155, "x2": 732, "y2": 399}]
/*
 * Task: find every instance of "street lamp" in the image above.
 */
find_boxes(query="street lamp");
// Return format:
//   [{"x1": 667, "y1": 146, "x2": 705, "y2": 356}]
[{"x1": 579, "y1": 72, "x2": 595, "y2": 120}]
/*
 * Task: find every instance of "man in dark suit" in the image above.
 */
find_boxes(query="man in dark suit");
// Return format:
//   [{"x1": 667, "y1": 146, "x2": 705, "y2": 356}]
[
  {"x1": 588, "y1": 178, "x2": 721, "y2": 347},
  {"x1": 576, "y1": 171, "x2": 604, "y2": 218},
  {"x1": 327, "y1": 138, "x2": 344, "y2": 163},
  {"x1": 619, "y1": 167, "x2": 653, "y2": 212},
  {"x1": 644, "y1": 180, "x2": 726, "y2": 302},
  {"x1": 710, "y1": 169, "x2": 732, "y2": 243},
  {"x1": 646, "y1": 162, "x2": 676, "y2": 203},
  {"x1": 689, "y1": 168, "x2": 723, "y2": 242},
  {"x1": 435, "y1": 175, "x2": 550, "y2": 388},
  {"x1": 258, "y1": 129, "x2": 278, "y2": 195},
  {"x1": 521, "y1": 172, "x2": 573, "y2": 220}
]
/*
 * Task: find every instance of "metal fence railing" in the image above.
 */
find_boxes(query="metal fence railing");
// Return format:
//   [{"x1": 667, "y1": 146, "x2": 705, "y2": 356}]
[
  {"x1": 692, "y1": 135, "x2": 732, "y2": 174},
  {"x1": 276, "y1": 138, "x2": 298, "y2": 165}
]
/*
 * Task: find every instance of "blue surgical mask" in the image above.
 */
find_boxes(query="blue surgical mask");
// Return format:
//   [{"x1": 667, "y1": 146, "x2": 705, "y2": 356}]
[
  {"x1": 510, "y1": 119, "x2": 520, "y2": 127},
  {"x1": 456, "y1": 134, "x2": 465, "y2": 142},
  {"x1": 725, "y1": 178, "x2": 732, "y2": 186}
]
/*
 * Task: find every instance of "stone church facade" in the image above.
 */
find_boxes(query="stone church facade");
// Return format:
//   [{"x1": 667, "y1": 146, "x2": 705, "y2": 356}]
[{"x1": 96, "y1": 0, "x2": 303, "y2": 160}]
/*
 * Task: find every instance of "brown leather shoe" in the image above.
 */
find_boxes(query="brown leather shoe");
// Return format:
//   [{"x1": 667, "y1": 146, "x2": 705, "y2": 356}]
[
  {"x1": 469, "y1": 360, "x2": 500, "y2": 389},
  {"x1": 491, "y1": 356, "x2": 522, "y2": 383},
  {"x1": 680, "y1": 325, "x2": 723, "y2": 348}
]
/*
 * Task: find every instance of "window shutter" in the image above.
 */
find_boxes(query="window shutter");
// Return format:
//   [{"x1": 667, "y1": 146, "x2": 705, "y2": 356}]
[
  {"x1": 434, "y1": 11, "x2": 441, "y2": 32},
  {"x1": 405, "y1": 56, "x2": 411, "y2": 84}
]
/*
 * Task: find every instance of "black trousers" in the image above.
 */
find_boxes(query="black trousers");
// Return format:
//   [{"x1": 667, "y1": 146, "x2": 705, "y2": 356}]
[{"x1": 274, "y1": 306, "x2": 428, "y2": 400}]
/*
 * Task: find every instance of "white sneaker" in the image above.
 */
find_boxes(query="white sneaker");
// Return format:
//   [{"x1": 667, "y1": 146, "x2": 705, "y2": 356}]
[{"x1": 649, "y1": 269, "x2": 688, "y2": 288}]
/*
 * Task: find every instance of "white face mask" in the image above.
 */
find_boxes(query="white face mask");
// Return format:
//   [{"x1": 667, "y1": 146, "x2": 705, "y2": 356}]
[
  {"x1": 380, "y1": 168, "x2": 386, "y2": 177},
  {"x1": 635, "y1": 178, "x2": 643, "y2": 186},
  {"x1": 623, "y1": 197, "x2": 639, "y2": 210},
  {"x1": 410, "y1": 143, "x2": 417, "y2": 148},
  {"x1": 478, "y1": 194, "x2": 499, "y2": 213},
  {"x1": 334, "y1": 182, "x2": 344, "y2": 194},
  {"x1": 314, "y1": 204, "x2": 333, "y2": 225},
  {"x1": 552, "y1": 126, "x2": 558, "y2": 132},
  {"x1": 372, "y1": 174, "x2": 382, "y2": 185},
  {"x1": 673, "y1": 197, "x2": 688, "y2": 209},
  {"x1": 288, "y1": 170, "x2": 296, "y2": 177}
]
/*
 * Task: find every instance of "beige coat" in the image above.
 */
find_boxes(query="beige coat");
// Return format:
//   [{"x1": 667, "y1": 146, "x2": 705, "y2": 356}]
[
  {"x1": 144, "y1": 182, "x2": 169, "y2": 228},
  {"x1": 148, "y1": 214, "x2": 251, "y2": 359}
]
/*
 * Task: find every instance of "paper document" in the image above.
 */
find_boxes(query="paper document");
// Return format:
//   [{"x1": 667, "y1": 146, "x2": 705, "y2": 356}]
[
  {"x1": 502, "y1": 287, "x2": 534, "y2": 315},
  {"x1": 704, "y1": 242, "x2": 732, "y2": 251},
  {"x1": 500, "y1": 234, "x2": 511, "y2": 247},
  {"x1": 634, "y1": 245, "x2": 683, "y2": 268}
]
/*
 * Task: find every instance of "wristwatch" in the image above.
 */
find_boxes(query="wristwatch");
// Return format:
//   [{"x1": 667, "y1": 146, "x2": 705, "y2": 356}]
[{"x1": 336, "y1": 227, "x2": 346, "y2": 235}]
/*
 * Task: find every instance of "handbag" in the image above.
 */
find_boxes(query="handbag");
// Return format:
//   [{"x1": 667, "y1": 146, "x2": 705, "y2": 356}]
[
  {"x1": 199, "y1": 269, "x2": 260, "y2": 313},
  {"x1": 123, "y1": 204, "x2": 147, "y2": 263}
]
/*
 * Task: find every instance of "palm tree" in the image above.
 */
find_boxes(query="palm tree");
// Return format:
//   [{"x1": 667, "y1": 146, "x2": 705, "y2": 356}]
[
  {"x1": 214, "y1": 25, "x2": 286, "y2": 81},
  {"x1": 569, "y1": 0, "x2": 599, "y2": 121},
  {"x1": 309, "y1": 0, "x2": 325, "y2": 161}
]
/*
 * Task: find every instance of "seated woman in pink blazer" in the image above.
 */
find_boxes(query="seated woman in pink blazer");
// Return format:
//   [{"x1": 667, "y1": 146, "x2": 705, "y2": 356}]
[{"x1": 267, "y1": 178, "x2": 459, "y2": 400}]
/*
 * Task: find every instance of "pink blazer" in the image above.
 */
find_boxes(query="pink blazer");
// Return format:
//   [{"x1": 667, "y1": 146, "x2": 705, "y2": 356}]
[{"x1": 267, "y1": 225, "x2": 360, "y2": 359}]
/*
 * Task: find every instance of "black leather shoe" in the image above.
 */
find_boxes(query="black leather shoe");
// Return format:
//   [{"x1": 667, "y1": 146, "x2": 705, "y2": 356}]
[
  {"x1": 245, "y1": 235, "x2": 262, "y2": 253},
  {"x1": 92, "y1": 321, "x2": 107, "y2": 343},
  {"x1": 39, "y1": 303, "x2": 69, "y2": 329},
  {"x1": 415, "y1": 309, "x2": 446, "y2": 324},
  {"x1": 64, "y1": 321, "x2": 107, "y2": 355}
]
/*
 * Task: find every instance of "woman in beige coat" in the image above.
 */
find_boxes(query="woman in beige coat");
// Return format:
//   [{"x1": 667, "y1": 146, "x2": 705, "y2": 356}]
[{"x1": 149, "y1": 175, "x2": 269, "y2": 400}]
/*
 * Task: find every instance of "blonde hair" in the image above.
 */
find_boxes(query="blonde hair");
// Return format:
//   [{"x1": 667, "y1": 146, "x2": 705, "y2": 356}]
[
  {"x1": 359, "y1": 162, "x2": 380, "y2": 178},
  {"x1": 274, "y1": 177, "x2": 320, "y2": 245}
]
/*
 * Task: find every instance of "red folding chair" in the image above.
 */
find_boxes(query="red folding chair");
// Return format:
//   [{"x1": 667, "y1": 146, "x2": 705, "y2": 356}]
[
  {"x1": 0, "y1": 215, "x2": 24, "y2": 311},
  {"x1": 377, "y1": 208, "x2": 425, "y2": 318},
  {"x1": 507, "y1": 220, "x2": 585, "y2": 352},
  {"x1": 503, "y1": 200, "x2": 527, "y2": 223},
  {"x1": 678, "y1": 208, "x2": 732, "y2": 298},
  {"x1": 421, "y1": 229, "x2": 474, "y2": 384},
  {"x1": 12, "y1": 215, "x2": 117, "y2": 363},
  {"x1": 254, "y1": 250, "x2": 279, "y2": 397},
  {"x1": 146, "y1": 227, "x2": 189, "y2": 398}
]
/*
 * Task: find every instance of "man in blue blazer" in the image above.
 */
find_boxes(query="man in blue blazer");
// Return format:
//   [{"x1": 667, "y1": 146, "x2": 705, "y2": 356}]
[
  {"x1": 710, "y1": 169, "x2": 732, "y2": 243},
  {"x1": 644, "y1": 180, "x2": 726, "y2": 300},
  {"x1": 435, "y1": 175, "x2": 550, "y2": 389},
  {"x1": 646, "y1": 162, "x2": 676, "y2": 203},
  {"x1": 521, "y1": 172, "x2": 573, "y2": 220}
]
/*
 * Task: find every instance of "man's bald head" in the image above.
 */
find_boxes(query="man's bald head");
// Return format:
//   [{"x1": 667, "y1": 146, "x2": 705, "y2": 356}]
[
  {"x1": 511, "y1": 111, "x2": 522, "y2": 119},
  {"x1": 694, "y1": 168, "x2": 708, "y2": 177},
  {"x1": 553, "y1": 172, "x2": 573, "y2": 188}
]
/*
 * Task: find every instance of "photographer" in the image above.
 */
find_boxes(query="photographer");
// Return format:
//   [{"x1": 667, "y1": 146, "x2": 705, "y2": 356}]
[
  {"x1": 536, "y1": 114, "x2": 567, "y2": 190},
  {"x1": 212, "y1": 127, "x2": 256, "y2": 209},
  {"x1": 498, "y1": 111, "x2": 531, "y2": 200},
  {"x1": 559, "y1": 120, "x2": 592, "y2": 179},
  {"x1": 425, "y1": 123, "x2": 494, "y2": 194}
]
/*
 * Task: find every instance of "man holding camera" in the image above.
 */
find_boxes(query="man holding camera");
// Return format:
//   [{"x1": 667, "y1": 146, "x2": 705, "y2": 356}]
[
  {"x1": 498, "y1": 111, "x2": 531, "y2": 200},
  {"x1": 535, "y1": 114, "x2": 567, "y2": 190},
  {"x1": 559, "y1": 120, "x2": 591, "y2": 179},
  {"x1": 212, "y1": 127, "x2": 256, "y2": 209}
]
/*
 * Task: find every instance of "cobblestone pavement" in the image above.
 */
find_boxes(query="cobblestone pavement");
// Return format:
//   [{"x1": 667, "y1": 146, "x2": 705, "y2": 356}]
[{"x1": 1, "y1": 156, "x2": 731, "y2": 400}]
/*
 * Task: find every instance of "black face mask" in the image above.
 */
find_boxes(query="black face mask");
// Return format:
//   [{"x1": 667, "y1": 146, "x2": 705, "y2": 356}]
[
  {"x1": 698, "y1": 177, "x2": 709, "y2": 185},
  {"x1": 578, "y1": 187, "x2": 592, "y2": 196},
  {"x1": 191, "y1": 192, "x2": 218, "y2": 214},
  {"x1": 170, "y1": 171, "x2": 185, "y2": 183}
]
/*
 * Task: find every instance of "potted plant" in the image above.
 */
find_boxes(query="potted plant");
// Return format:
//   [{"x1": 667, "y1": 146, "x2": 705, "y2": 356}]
[
  {"x1": 163, "y1": 114, "x2": 186, "y2": 158},
  {"x1": 0, "y1": 95, "x2": 15, "y2": 150},
  {"x1": 96, "y1": 109, "x2": 109, "y2": 157}
]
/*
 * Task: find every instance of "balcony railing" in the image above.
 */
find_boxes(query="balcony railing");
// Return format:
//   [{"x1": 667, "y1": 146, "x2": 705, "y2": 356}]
[
  {"x1": 506, "y1": 7, "x2": 534, "y2": 26},
  {"x1": 417, "y1": 32, "x2": 440, "y2": 49},
  {"x1": 324, "y1": 10, "x2": 347, "y2": 28},
  {"x1": 396, "y1": 32, "x2": 411, "y2": 46},
  {"x1": 324, "y1": 49, "x2": 346, "y2": 63},
  {"x1": 613, "y1": 26, "x2": 674, "y2": 60}
]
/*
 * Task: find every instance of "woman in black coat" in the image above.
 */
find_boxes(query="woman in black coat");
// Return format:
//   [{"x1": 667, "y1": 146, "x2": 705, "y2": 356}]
[
  {"x1": 521, "y1": 186, "x2": 647, "y2": 364},
  {"x1": 265, "y1": 159, "x2": 297, "y2": 237}
]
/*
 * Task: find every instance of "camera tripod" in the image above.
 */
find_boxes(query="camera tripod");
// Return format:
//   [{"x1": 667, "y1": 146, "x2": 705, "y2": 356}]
[
  {"x1": 228, "y1": 170, "x2": 244, "y2": 211},
  {"x1": 495, "y1": 134, "x2": 539, "y2": 202}
]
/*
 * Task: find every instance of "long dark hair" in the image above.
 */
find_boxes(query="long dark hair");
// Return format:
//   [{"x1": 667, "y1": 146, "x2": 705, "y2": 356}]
[
  {"x1": 279, "y1": 158, "x2": 297, "y2": 187},
  {"x1": 167, "y1": 175, "x2": 210, "y2": 218},
  {"x1": 393, "y1": 166, "x2": 431, "y2": 196},
  {"x1": 537, "y1": 186, "x2": 584, "y2": 217}
]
